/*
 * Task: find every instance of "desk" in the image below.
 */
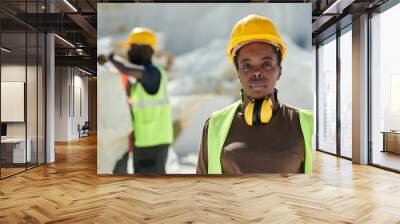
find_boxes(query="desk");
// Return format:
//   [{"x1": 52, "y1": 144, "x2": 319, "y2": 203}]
[
  {"x1": 382, "y1": 131, "x2": 400, "y2": 154},
  {"x1": 1, "y1": 138, "x2": 31, "y2": 163}
]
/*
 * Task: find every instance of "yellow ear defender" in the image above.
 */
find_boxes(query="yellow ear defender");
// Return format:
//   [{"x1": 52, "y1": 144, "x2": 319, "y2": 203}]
[{"x1": 244, "y1": 98, "x2": 273, "y2": 126}]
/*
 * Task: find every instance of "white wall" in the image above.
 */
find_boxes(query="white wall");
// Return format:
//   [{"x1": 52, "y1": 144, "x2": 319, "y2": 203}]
[
  {"x1": 1, "y1": 65, "x2": 26, "y2": 147},
  {"x1": 1, "y1": 64, "x2": 46, "y2": 163},
  {"x1": 1, "y1": 66, "x2": 26, "y2": 131},
  {"x1": 1, "y1": 65, "x2": 26, "y2": 81},
  {"x1": 73, "y1": 73, "x2": 89, "y2": 138},
  {"x1": 1, "y1": 82, "x2": 25, "y2": 122},
  {"x1": 55, "y1": 66, "x2": 69, "y2": 141},
  {"x1": 54, "y1": 67, "x2": 89, "y2": 141},
  {"x1": 1, "y1": 65, "x2": 32, "y2": 138}
]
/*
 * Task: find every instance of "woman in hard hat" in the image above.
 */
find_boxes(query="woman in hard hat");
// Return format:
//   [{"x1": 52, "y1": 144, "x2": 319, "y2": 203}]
[
  {"x1": 107, "y1": 27, "x2": 173, "y2": 174},
  {"x1": 196, "y1": 15, "x2": 313, "y2": 174}
]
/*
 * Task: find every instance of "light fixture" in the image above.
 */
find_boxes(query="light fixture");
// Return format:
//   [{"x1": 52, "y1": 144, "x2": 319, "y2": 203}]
[
  {"x1": 322, "y1": 0, "x2": 355, "y2": 15},
  {"x1": 54, "y1": 34, "x2": 75, "y2": 48},
  {"x1": 76, "y1": 48, "x2": 86, "y2": 55},
  {"x1": 1, "y1": 47, "x2": 11, "y2": 53},
  {"x1": 63, "y1": 0, "x2": 78, "y2": 12},
  {"x1": 78, "y1": 67, "x2": 92, "y2": 76},
  {"x1": 322, "y1": 0, "x2": 343, "y2": 15}
]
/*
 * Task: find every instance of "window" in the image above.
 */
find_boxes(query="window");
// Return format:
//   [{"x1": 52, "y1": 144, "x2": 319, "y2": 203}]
[
  {"x1": 318, "y1": 37, "x2": 337, "y2": 154},
  {"x1": 339, "y1": 29, "x2": 352, "y2": 158},
  {"x1": 371, "y1": 3, "x2": 400, "y2": 171}
]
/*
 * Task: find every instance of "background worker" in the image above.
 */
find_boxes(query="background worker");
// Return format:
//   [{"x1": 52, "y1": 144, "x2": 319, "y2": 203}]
[
  {"x1": 196, "y1": 14, "x2": 313, "y2": 174},
  {"x1": 99, "y1": 27, "x2": 173, "y2": 174}
]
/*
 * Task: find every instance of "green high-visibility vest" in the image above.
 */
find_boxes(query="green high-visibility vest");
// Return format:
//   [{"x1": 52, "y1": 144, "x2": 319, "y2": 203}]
[
  {"x1": 207, "y1": 101, "x2": 314, "y2": 174},
  {"x1": 130, "y1": 65, "x2": 173, "y2": 147}
]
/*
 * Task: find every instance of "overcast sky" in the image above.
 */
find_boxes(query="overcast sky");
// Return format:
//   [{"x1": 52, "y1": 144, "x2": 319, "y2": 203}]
[{"x1": 98, "y1": 3, "x2": 311, "y2": 56}]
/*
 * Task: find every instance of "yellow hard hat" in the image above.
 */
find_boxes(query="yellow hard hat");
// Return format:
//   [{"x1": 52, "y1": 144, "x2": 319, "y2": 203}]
[
  {"x1": 120, "y1": 27, "x2": 157, "y2": 51},
  {"x1": 226, "y1": 14, "x2": 286, "y2": 63}
]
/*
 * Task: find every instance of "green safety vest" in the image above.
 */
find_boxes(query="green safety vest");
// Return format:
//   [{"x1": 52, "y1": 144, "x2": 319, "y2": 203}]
[
  {"x1": 207, "y1": 101, "x2": 314, "y2": 174},
  {"x1": 130, "y1": 65, "x2": 173, "y2": 147}
]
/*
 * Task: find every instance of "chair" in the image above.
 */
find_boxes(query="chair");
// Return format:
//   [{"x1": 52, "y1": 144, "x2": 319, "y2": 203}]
[{"x1": 79, "y1": 121, "x2": 90, "y2": 138}]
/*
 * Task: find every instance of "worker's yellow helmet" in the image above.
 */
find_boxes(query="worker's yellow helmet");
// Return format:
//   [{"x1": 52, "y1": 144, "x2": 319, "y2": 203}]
[
  {"x1": 120, "y1": 27, "x2": 157, "y2": 51},
  {"x1": 226, "y1": 14, "x2": 286, "y2": 63}
]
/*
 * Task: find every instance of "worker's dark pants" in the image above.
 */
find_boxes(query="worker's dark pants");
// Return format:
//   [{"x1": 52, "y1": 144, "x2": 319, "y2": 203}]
[
  {"x1": 113, "y1": 144, "x2": 169, "y2": 174},
  {"x1": 113, "y1": 151, "x2": 130, "y2": 174},
  {"x1": 134, "y1": 144, "x2": 169, "y2": 174}
]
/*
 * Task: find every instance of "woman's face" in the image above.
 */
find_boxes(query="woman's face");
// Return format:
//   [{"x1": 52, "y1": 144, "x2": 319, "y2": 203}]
[
  {"x1": 128, "y1": 44, "x2": 153, "y2": 65},
  {"x1": 236, "y1": 42, "x2": 281, "y2": 100}
]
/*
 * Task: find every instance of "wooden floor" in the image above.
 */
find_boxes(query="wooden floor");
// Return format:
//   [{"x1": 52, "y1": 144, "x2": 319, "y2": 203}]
[
  {"x1": 1, "y1": 135, "x2": 400, "y2": 223},
  {"x1": 373, "y1": 151, "x2": 400, "y2": 171},
  {"x1": 1, "y1": 163, "x2": 44, "y2": 178},
  {"x1": 0, "y1": 167, "x2": 26, "y2": 178}
]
